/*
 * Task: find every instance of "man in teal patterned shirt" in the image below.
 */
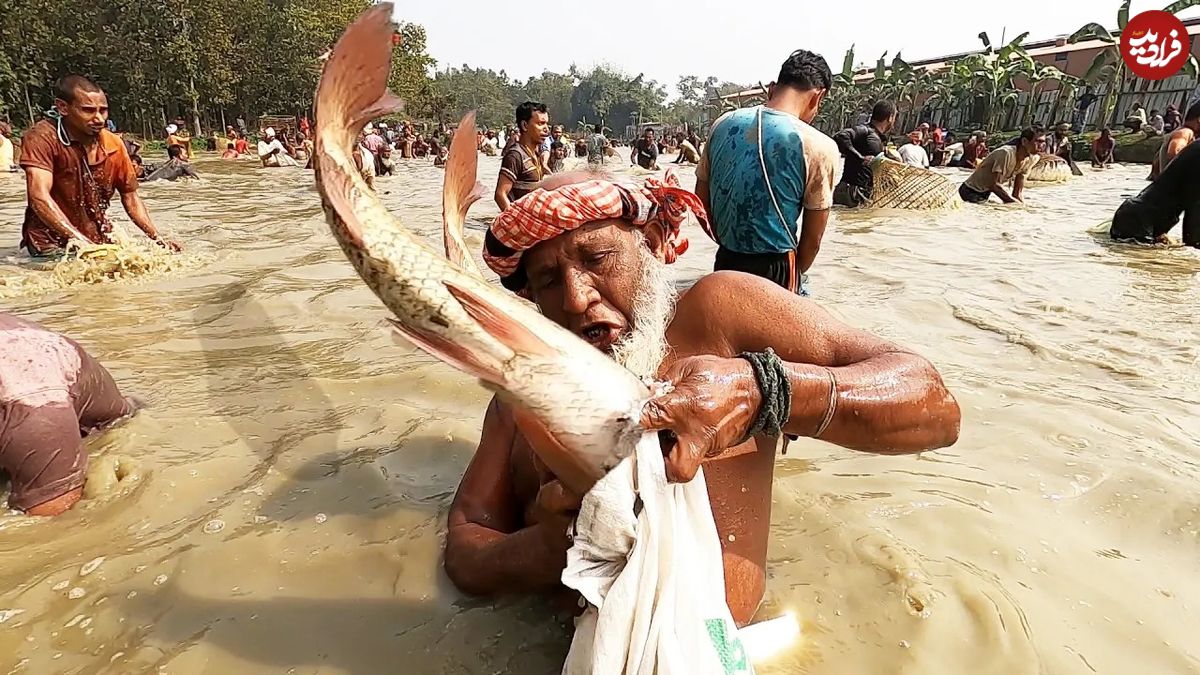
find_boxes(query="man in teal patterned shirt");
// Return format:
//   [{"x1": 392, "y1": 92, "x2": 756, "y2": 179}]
[{"x1": 696, "y1": 50, "x2": 841, "y2": 296}]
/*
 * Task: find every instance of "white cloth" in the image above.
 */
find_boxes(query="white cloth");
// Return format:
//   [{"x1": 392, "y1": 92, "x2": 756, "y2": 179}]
[
  {"x1": 897, "y1": 143, "x2": 930, "y2": 168},
  {"x1": 561, "y1": 434, "x2": 752, "y2": 675},
  {"x1": 258, "y1": 139, "x2": 295, "y2": 167},
  {"x1": 358, "y1": 145, "x2": 376, "y2": 178}
]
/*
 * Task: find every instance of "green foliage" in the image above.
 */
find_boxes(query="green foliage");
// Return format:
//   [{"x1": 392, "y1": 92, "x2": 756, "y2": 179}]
[
  {"x1": 424, "y1": 62, "x2": 679, "y2": 134},
  {"x1": 0, "y1": 0, "x2": 431, "y2": 135},
  {"x1": 1069, "y1": 0, "x2": 1198, "y2": 129}
]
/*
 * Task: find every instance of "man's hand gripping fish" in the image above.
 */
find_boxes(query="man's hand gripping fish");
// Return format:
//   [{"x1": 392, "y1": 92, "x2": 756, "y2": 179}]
[{"x1": 313, "y1": 4, "x2": 651, "y2": 496}]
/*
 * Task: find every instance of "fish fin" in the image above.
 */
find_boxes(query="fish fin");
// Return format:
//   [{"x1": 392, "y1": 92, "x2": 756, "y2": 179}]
[
  {"x1": 444, "y1": 282, "x2": 557, "y2": 358},
  {"x1": 510, "y1": 404, "x2": 601, "y2": 496},
  {"x1": 349, "y1": 93, "x2": 406, "y2": 136},
  {"x1": 443, "y1": 111, "x2": 485, "y2": 277},
  {"x1": 387, "y1": 318, "x2": 506, "y2": 387}
]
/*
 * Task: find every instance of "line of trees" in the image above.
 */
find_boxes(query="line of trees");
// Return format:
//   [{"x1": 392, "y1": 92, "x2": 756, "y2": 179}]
[
  {"x1": 6, "y1": 0, "x2": 1190, "y2": 140},
  {"x1": 0, "y1": 0, "x2": 419, "y2": 137},
  {"x1": 0, "y1": 0, "x2": 744, "y2": 138}
]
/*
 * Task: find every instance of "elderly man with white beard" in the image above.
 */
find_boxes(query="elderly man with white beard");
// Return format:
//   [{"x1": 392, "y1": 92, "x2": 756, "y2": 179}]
[{"x1": 442, "y1": 169, "x2": 962, "y2": 624}]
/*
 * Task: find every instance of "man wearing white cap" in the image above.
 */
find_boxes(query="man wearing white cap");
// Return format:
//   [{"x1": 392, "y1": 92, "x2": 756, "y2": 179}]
[{"x1": 257, "y1": 127, "x2": 295, "y2": 168}]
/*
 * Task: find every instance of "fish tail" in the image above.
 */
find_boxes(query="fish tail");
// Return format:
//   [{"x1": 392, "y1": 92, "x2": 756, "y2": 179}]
[
  {"x1": 442, "y1": 112, "x2": 487, "y2": 277},
  {"x1": 314, "y1": 2, "x2": 405, "y2": 247}
]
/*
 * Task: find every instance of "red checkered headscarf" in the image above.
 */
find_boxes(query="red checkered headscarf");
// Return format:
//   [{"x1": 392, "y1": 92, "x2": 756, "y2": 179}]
[{"x1": 484, "y1": 168, "x2": 711, "y2": 291}]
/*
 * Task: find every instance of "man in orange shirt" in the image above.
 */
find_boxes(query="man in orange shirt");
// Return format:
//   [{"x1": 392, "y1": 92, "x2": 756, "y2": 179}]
[{"x1": 19, "y1": 75, "x2": 179, "y2": 257}]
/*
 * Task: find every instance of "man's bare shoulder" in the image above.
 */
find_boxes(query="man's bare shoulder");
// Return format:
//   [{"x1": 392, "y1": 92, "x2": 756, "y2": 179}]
[
  {"x1": 672, "y1": 271, "x2": 821, "y2": 344},
  {"x1": 678, "y1": 271, "x2": 799, "y2": 311}
]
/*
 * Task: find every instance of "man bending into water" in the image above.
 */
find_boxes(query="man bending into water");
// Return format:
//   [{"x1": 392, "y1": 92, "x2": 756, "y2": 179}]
[
  {"x1": 443, "y1": 172, "x2": 961, "y2": 624},
  {"x1": 957, "y1": 126, "x2": 1044, "y2": 204},
  {"x1": 142, "y1": 144, "x2": 200, "y2": 182},
  {"x1": 832, "y1": 100, "x2": 896, "y2": 207},
  {"x1": 0, "y1": 313, "x2": 137, "y2": 516},
  {"x1": 19, "y1": 75, "x2": 179, "y2": 257},
  {"x1": 1109, "y1": 140, "x2": 1200, "y2": 247}
]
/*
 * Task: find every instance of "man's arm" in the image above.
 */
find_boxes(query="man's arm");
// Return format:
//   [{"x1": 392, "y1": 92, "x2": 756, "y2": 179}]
[
  {"x1": 796, "y1": 209, "x2": 829, "y2": 273},
  {"x1": 644, "y1": 272, "x2": 960, "y2": 480},
  {"x1": 444, "y1": 398, "x2": 572, "y2": 595},
  {"x1": 24, "y1": 167, "x2": 90, "y2": 243},
  {"x1": 1011, "y1": 173, "x2": 1027, "y2": 202},
  {"x1": 832, "y1": 128, "x2": 863, "y2": 161},
  {"x1": 1166, "y1": 132, "x2": 1190, "y2": 163},
  {"x1": 495, "y1": 173, "x2": 514, "y2": 211},
  {"x1": 694, "y1": 140, "x2": 713, "y2": 239},
  {"x1": 985, "y1": 164, "x2": 1016, "y2": 203},
  {"x1": 119, "y1": 190, "x2": 176, "y2": 249},
  {"x1": 705, "y1": 272, "x2": 959, "y2": 451}
]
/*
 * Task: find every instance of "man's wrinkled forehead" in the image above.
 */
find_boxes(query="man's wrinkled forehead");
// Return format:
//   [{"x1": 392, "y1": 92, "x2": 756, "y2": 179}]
[{"x1": 523, "y1": 219, "x2": 633, "y2": 271}]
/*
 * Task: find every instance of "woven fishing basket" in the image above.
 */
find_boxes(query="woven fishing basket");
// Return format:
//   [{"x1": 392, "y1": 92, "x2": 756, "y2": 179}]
[{"x1": 866, "y1": 157, "x2": 962, "y2": 210}]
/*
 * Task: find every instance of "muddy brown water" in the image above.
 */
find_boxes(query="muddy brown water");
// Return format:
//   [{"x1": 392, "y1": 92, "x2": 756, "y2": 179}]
[{"x1": 0, "y1": 155, "x2": 1197, "y2": 674}]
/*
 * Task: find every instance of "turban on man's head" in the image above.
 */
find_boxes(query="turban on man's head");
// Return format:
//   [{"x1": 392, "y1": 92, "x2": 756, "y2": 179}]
[{"x1": 483, "y1": 168, "x2": 711, "y2": 291}]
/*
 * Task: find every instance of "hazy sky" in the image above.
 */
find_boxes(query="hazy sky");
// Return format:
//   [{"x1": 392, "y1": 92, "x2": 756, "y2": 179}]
[{"x1": 395, "y1": 0, "x2": 1200, "y2": 96}]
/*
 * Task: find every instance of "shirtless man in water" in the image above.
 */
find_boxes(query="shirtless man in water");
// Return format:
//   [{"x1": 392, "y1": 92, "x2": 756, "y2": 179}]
[
  {"x1": 443, "y1": 172, "x2": 962, "y2": 624},
  {"x1": 0, "y1": 313, "x2": 136, "y2": 516},
  {"x1": 19, "y1": 75, "x2": 179, "y2": 257}
]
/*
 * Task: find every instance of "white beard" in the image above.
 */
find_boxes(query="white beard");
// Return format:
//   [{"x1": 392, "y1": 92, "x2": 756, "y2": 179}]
[{"x1": 611, "y1": 244, "x2": 678, "y2": 381}]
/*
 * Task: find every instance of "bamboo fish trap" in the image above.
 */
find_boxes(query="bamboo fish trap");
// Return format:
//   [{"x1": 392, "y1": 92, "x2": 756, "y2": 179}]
[
  {"x1": 1026, "y1": 155, "x2": 1072, "y2": 183},
  {"x1": 866, "y1": 157, "x2": 962, "y2": 210}
]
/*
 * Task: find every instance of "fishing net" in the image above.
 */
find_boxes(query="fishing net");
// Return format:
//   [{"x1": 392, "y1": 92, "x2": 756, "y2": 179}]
[
  {"x1": 0, "y1": 229, "x2": 211, "y2": 299},
  {"x1": 1026, "y1": 155, "x2": 1072, "y2": 183},
  {"x1": 866, "y1": 157, "x2": 962, "y2": 210}
]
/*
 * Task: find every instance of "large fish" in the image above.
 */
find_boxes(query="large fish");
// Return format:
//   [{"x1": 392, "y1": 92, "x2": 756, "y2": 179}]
[{"x1": 313, "y1": 3, "x2": 650, "y2": 496}]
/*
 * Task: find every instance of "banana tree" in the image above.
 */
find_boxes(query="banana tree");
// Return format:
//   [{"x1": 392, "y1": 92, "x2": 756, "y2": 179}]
[
  {"x1": 1070, "y1": 0, "x2": 1200, "y2": 129},
  {"x1": 965, "y1": 31, "x2": 1030, "y2": 131},
  {"x1": 922, "y1": 72, "x2": 956, "y2": 126},
  {"x1": 820, "y1": 45, "x2": 861, "y2": 130},
  {"x1": 925, "y1": 60, "x2": 977, "y2": 127},
  {"x1": 1022, "y1": 63, "x2": 1068, "y2": 126},
  {"x1": 890, "y1": 53, "x2": 935, "y2": 123},
  {"x1": 862, "y1": 52, "x2": 896, "y2": 104},
  {"x1": 1048, "y1": 74, "x2": 1085, "y2": 125}
]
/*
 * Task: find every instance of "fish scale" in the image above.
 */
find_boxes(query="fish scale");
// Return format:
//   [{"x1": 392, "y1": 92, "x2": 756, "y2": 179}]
[{"x1": 314, "y1": 3, "x2": 650, "y2": 495}]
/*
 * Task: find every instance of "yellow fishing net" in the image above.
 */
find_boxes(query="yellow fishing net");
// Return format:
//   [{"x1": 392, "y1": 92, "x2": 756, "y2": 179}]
[
  {"x1": 1026, "y1": 155, "x2": 1072, "y2": 183},
  {"x1": 0, "y1": 231, "x2": 211, "y2": 299},
  {"x1": 867, "y1": 157, "x2": 962, "y2": 210}
]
